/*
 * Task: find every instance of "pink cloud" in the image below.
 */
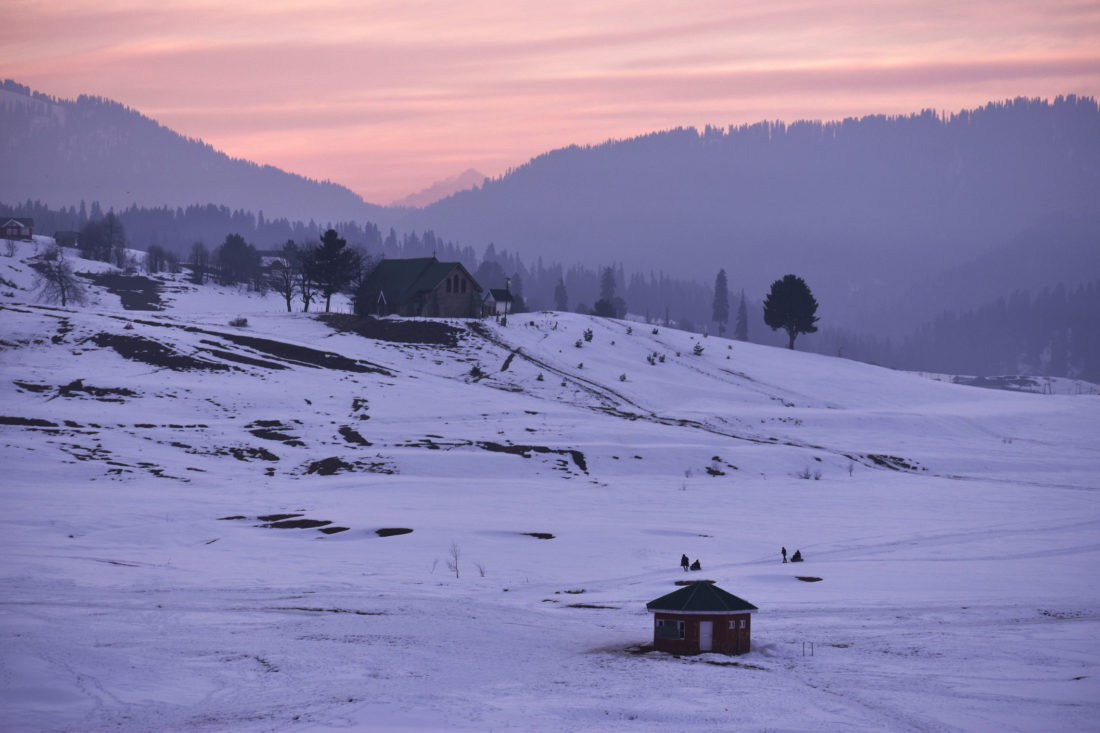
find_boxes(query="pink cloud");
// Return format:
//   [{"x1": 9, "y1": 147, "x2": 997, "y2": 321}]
[{"x1": 3, "y1": 0, "x2": 1098, "y2": 202}]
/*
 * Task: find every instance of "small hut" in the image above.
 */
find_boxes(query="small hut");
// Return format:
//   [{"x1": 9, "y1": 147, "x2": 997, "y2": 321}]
[{"x1": 646, "y1": 581, "x2": 757, "y2": 654}]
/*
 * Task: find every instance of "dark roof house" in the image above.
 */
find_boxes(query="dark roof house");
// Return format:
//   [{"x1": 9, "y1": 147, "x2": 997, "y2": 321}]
[
  {"x1": 1, "y1": 218, "x2": 33, "y2": 240},
  {"x1": 355, "y1": 257, "x2": 483, "y2": 318},
  {"x1": 483, "y1": 287, "x2": 514, "y2": 316},
  {"x1": 646, "y1": 581, "x2": 758, "y2": 654}
]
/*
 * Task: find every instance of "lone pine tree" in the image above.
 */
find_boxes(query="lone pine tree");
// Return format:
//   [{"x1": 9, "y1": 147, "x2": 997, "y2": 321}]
[
  {"x1": 712, "y1": 268, "x2": 729, "y2": 334},
  {"x1": 763, "y1": 274, "x2": 819, "y2": 349}
]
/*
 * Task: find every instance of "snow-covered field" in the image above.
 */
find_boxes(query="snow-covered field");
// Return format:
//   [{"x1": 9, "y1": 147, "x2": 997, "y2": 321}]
[{"x1": 2, "y1": 241, "x2": 1098, "y2": 731}]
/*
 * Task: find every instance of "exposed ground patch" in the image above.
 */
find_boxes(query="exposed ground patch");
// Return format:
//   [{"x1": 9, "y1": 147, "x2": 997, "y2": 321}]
[
  {"x1": 375, "y1": 528, "x2": 413, "y2": 537},
  {"x1": 88, "y1": 332, "x2": 231, "y2": 372},
  {"x1": 319, "y1": 314, "x2": 464, "y2": 347},
  {"x1": 477, "y1": 441, "x2": 588, "y2": 472},
  {"x1": 80, "y1": 272, "x2": 164, "y2": 310}
]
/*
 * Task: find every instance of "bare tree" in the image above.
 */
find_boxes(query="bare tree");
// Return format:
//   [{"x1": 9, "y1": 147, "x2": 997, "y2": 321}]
[
  {"x1": 446, "y1": 540, "x2": 461, "y2": 579},
  {"x1": 35, "y1": 245, "x2": 86, "y2": 307},
  {"x1": 3, "y1": 239, "x2": 15, "y2": 257},
  {"x1": 189, "y1": 241, "x2": 208, "y2": 285},
  {"x1": 145, "y1": 244, "x2": 167, "y2": 274},
  {"x1": 267, "y1": 240, "x2": 300, "y2": 312}
]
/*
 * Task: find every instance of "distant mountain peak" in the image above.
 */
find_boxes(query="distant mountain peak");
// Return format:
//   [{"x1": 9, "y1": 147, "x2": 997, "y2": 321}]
[{"x1": 390, "y1": 169, "x2": 487, "y2": 208}]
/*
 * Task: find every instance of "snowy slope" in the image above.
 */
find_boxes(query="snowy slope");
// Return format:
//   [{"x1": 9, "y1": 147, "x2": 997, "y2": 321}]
[{"x1": 1, "y1": 241, "x2": 1098, "y2": 732}]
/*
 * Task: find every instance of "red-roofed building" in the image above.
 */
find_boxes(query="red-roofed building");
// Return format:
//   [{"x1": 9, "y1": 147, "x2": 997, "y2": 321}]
[{"x1": 646, "y1": 581, "x2": 758, "y2": 654}]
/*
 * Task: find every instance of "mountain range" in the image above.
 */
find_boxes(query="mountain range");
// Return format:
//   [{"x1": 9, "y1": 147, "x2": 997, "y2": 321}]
[{"x1": 3, "y1": 80, "x2": 1098, "y2": 337}]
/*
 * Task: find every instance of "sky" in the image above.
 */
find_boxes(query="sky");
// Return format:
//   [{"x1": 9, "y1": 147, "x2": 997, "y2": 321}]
[{"x1": 3, "y1": 0, "x2": 1099, "y2": 205}]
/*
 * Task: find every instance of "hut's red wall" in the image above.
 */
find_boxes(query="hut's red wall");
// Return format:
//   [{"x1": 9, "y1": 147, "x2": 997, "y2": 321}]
[{"x1": 652, "y1": 612, "x2": 752, "y2": 655}]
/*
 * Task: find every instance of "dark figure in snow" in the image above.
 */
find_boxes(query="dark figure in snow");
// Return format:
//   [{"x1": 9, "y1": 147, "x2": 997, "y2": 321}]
[
  {"x1": 782, "y1": 546, "x2": 787, "y2": 563},
  {"x1": 680, "y1": 554, "x2": 690, "y2": 571},
  {"x1": 690, "y1": 559, "x2": 702, "y2": 571},
  {"x1": 791, "y1": 549, "x2": 803, "y2": 562}
]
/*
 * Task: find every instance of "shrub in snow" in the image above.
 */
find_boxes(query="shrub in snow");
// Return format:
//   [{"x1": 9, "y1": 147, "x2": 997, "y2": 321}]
[
  {"x1": 229, "y1": 317, "x2": 248, "y2": 327},
  {"x1": 575, "y1": 339, "x2": 583, "y2": 348},
  {"x1": 536, "y1": 372, "x2": 544, "y2": 381},
  {"x1": 693, "y1": 343, "x2": 705, "y2": 356},
  {"x1": 469, "y1": 365, "x2": 485, "y2": 379},
  {"x1": 583, "y1": 328, "x2": 593, "y2": 342},
  {"x1": 619, "y1": 373, "x2": 627, "y2": 382}
]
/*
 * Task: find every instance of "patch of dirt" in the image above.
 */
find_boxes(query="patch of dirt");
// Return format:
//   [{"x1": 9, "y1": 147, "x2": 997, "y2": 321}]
[
  {"x1": 338, "y1": 425, "x2": 372, "y2": 446},
  {"x1": 866, "y1": 454, "x2": 922, "y2": 471},
  {"x1": 218, "y1": 515, "x2": 248, "y2": 521},
  {"x1": 319, "y1": 526, "x2": 350, "y2": 534},
  {"x1": 522, "y1": 532, "x2": 555, "y2": 540},
  {"x1": 319, "y1": 314, "x2": 464, "y2": 347},
  {"x1": 796, "y1": 576, "x2": 823, "y2": 582},
  {"x1": 197, "y1": 340, "x2": 288, "y2": 370},
  {"x1": 305, "y1": 456, "x2": 355, "y2": 475},
  {"x1": 57, "y1": 378, "x2": 137, "y2": 401},
  {"x1": 375, "y1": 528, "x2": 413, "y2": 537},
  {"x1": 262, "y1": 518, "x2": 332, "y2": 529},
  {"x1": 217, "y1": 330, "x2": 390, "y2": 374},
  {"x1": 88, "y1": 332, "x2": 231, "y2": 372},
  {"x1": 273, "y1": 606, "x2": 385, "y2": 616},
  {"x1": 228, "y1": 446, "x2": 280, "y2": 462},
  {"x1": 0, "y1": 416, "x2": 59, "y2": 427},
  {"x1": 256, "y1": 513, "x2": 304, "y2": 522},
  {"x1": 247, "y1": 420, "x2": 304, "y2": 446},
  {"x1": 567, "y1": 603, "x2": 619, "y2": 609},
  {"x1": 80, "y1": 272, "x2": 164, "y2": 310},
  {"x1": 12, "y1": 381, "x2": 52, "y2": 393},
  {"x1": 477, "y1": 441, "x2": 587, "y2": 473}
]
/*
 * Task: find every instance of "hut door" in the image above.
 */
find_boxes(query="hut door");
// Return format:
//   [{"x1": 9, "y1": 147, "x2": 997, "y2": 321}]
[{"x1": 699, "y1": 621, "x2": 713, "y2": 651}]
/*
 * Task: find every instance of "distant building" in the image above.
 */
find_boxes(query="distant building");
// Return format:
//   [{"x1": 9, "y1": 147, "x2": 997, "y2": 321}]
[
  {"x1": 54, "y1": 230, "x2": 79, "y2": 247},
  {"x1": 355, "y1": 256, "x2": 483, "y2": 318},
  {"x1": 1, "y1": 218, "x2": 33, "y2": 240},
  {"x1": 483, "y1": 286, "x2": 514, "y2": 317},
  {"x1": 646, "y1": 581, "x2": 757, "y2": 654}
]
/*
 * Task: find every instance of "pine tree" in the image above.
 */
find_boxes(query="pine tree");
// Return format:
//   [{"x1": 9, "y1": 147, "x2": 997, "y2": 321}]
[
  {"x1": 712, "y1": 268, "x2": 729, "y2": 335},
  {"x1": 763, "y1": 274, "x2": 819, "y2": 349},
  {"x1": 312, "y1": 229, "x2": 358, "y2": 312},
  {"x1": 554, "y1": 278, "x2": 568, "y2": 311},
  {"x1": 734, "y1": 289, "x2": 749, "y2": 341}
]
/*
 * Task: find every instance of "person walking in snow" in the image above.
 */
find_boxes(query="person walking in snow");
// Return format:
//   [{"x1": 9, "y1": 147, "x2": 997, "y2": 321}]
[
  {"x1": 680, "y1": 554, "x2": 690, "y2": 572},
  {"x1": 690, "y1": 559, "x2": 701, "y2": 571},
  {"x1": 782, "y1": 546, "x2": 787, "y2": 563},
  {"x1": 791, "y1": 549, "x2": 803, "y2": 562}
]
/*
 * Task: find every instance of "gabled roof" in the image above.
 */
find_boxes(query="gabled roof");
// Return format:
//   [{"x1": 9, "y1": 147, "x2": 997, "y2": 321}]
[
  {"x1": 361, "y1": 257, "x2": 481, "y2": 306},
  {"x1": 2, "y1": 217, "x2": 33, "y2": 228},
  {"x1": 485, "y1": 288, "x2": 513, "y2": 302},
  {"x1": 646, "y1": 582, "x2": 758, "y2": 613}
]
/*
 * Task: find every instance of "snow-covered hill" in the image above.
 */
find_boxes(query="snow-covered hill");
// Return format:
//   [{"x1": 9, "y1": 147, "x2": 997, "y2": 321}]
[{"x1": 2, "y1": 241, "x2": 1098, "y2": 731}]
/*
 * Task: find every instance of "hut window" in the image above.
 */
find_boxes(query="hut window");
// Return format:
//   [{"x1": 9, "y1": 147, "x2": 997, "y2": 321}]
[
  {"x1": 655, "y1": 619, "x2": 684, "y2": 640},
  {"x1": 461, "y1": 278, "x2": 467, "y2": 293},
  {"x1": 729, "y1": 619, "x2": 747, "y2": 629}
]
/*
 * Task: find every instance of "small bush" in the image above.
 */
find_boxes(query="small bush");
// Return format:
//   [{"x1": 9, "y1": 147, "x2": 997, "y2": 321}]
[
  {"x1": 652, "y1": 327, "x2": 659, "y2": 335},
  {"x1": 469, "y1": 365, "x2": 485, "y2": 379},
  {"x1": 536, "y1": 372, "x2": 544, "y2": 381},
  {"x1": 575, "y1": 339, "x2": 583, "y2": 348},
  {"x1": 619, "y1": 373, "x2": 627, "y2": 382},
  {"x1": 626, "y1": 326, "x2": 633, "y2": 335},
  {"x1": 583, "y1": 328, "x2": 593, "y2": 342},
  {"x1": 693, "y1": 343, "x2": 704, "y2": 356},
  {"x1": 229, "y1": 317, "x2": 248, "y2": 327}
]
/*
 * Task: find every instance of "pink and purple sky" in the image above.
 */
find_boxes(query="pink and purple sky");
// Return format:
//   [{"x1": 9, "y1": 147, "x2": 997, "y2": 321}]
[{"x1": 3, "y1": 0, "x2": 1098, "y2": 205}]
